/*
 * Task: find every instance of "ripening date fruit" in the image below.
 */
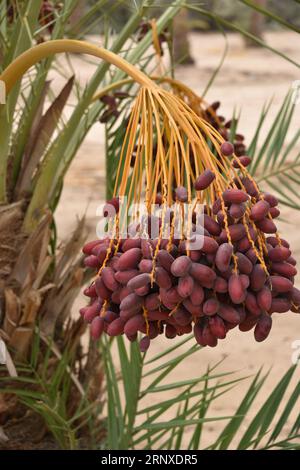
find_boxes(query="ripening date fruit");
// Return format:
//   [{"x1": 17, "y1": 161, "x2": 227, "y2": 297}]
[
  {"x1": 81, "y1": 172, "x2": 299, "y2": 351},
  {"x1": 194, "y1": 169, "x2": 215, "y2": 190}
]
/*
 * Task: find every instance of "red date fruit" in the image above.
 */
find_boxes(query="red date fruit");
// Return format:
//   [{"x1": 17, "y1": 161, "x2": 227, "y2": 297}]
[
  {"x1": 107, "y1": 318, "x2": 125, "y2": 336},
  {"x1": 194, "y1": 169, "x2": 215, "y2": 190},
  {"x1": 250, "y1": 265, "x2": 267, "y2": 291},
  {"x1": 203, "y1": 298, "x2": 219, "y2": 316},
  {"x1": 90, "y1": 317, "x2": 105, "y2": 339},
  {"x1": 270, "y1": 275, "x2": 293, "y2": 293},
  {"x1": 118, "y1": 248, "x2": 142, "y2": 270},
  {"x1": 254, "y1": 314, "x2": 272, "y2": 342},
  {"x1": 228, "y1": 274, "x2": 246, "y2": 304},
  {"x1": 177, "y1": 275, "x2": 194, "y2": 298},
  {"x1": 171, "y1": 256, "x2": 192, "y2": 277},
  {"x1": 257, "y1": 286, "x2": 272, "y2": 311},
  {"x1": 215, "y1": 243, "x2": 233, "y2": 272}
]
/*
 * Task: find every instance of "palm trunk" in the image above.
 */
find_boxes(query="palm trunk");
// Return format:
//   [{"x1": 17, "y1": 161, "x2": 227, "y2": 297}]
[
  {"x1": 244, "y1": 0, "x2": 267, "y2": 47},
  {"x1": 173, "y1": 8, "x2": 194, "y2": 65}
]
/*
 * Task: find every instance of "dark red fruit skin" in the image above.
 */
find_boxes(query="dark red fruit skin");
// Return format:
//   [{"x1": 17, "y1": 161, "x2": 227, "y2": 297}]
[
  {"x1": 190, "y1": 263, "x2": 216, "y2": 288},
  {"x1": 122, "y1": 238, "x2": 141, "y2": 251},
  {"x1": 203, "y1": 298, "x2": 219, "y2": 316},
  {"x1": 268, "y1": 246, "x2": 291, "y2": 262},
  {"x1": 140, "y1": 336, "x2": 151, "y2": 352},
  {"x1": 220, "y1": 224, "x2": 246, "y2": 243},
  {"x1": 214, "y1": 276, "x2": 228, "y2": 293},
  {"x1": 101, "y1": 267, "x2": 119, "y2": 291},
  {"x1": 119, "y1": 287, "x2": 131, "y2": 302},
  {"x1": 220, "y1": 141, "x2": 234, "y2": 156},
  {"x1": 147, "y1": 310, "x2": 169, "y2": 321},
  {"x1": 271, "y1": 262, "x2": 297, "y2": 278},
  {"x1": 82, "y1": 239, "x2": 102, "y2": 255},
  {"x1": 115, "y1": 269, "x2": 138, "y2": 284},
  {"x1": 165, "y1": 324, "x2": 177, "y2": 339},
  {"x1": 245, "y1": 248, "x2": 258, "y2": 264},
  {"x1": 237, "y1": 306, "x2": 247, "y2": 324},
  {"x1": 82, "y1": 300, "x2": 102, "y2": 323},
  {"x1": 118, "y1": 248, "x2": 142, "y2": 270},
  {"x1": 269, "y1": 207, "x2": 280, "y2": 219},
  {"x1": 229, "y1": 203, "x2": 246, "y2": 219},
  {"x1": 90, "y1": 317, "x2": 105, "y2": 339},
  {"x1": 203, "y1": 214, "x2": 221, "y2": 236},
  {"x1": 201, "y1": 236, "x2": 219, "y2": 254},
  {"x1": 120, "y1": 293, "x2": 143, "y2": 311},
  {"x1": 239, "y1": 315, "x2": 259, "y2": 332},
  {"x1": 194, "y1": 322, "x2": 207, "y2": 346},
  {"x1": 155, "y1": 267, "x2": 172, "y2": 289},
  {"x1": 222, "y1": 189, "x2": 249, "y2": 204},
  {"x1": 141, "y1": 239, "x2": 153, "y2": 259},
  {"x1": 127, "y1": 273, "x2": 151, "y2": 290},
  {"x1": 256, "y1": 218, "x2": 277, "y2": 234},
  {"x1": 175, "y1": 185, "x2": 188, "y2": 202},
  {"x1": 257, "y1": 286, "x2": 272, "y2": 312},
  {"x1": 237, "y1": 227, "x2": 257, "y2": 252},
  {"x1": 177, "y1": 275, "x2": 194, "y2": 298},
  {"x1": 84, "y1": 284, "x2": 97, "y2": 298},
  {"x1": 269, "y1": 298, "x2": 291, "y2": 314},
  {"x1": 236, "y1": 252, "x2": 253, "y2": 275},
  {"x1": 135, "y1": 285, "x2": 150, "y2": 296},
  {"x1": 194, "y1": 169, "x2": 215, "y2": 191},
  {"x1": 287, "y1": 256, "x2": 297, "y2": 266},
  {"x1": 124, "y1": 314, "x2": 145, "y2": 336},
  {"x1": 157, "y1": 250, "x2": 174, "y2": 272},
  {"x1": 240, "y1": 274, "x2": 250, "y2": 290},
  {"x1": 233, "y1": 156, "x2": 251, "y2": 168},
  {"x1": 163, "y1": 286, "x2": 182, "y2": 304},
  {"x1": 289, "y1": 287, "x2": 300, "y2": 304},
  {"x1": 173, "y1": 308, "x2": 192, "y2": 326},
  {"x1": 190, "y1": 283, "x2": 205, "y2": 305},
  {"x1": 254, "y1": 314, "x2": 272, "y2": 342},
  {"x1": 228, "y1": 274, "x2": 246, "y2": 304},
  {"x1": 215, "y1": 243, "x2": 233, "y2": 272},
  {"x1": 107, "y1": 318, "x2": 125, "y2": 336},
  {"x1": 250, "y1": 265, "x2": 267, "y2": 291},
  {"x1": 183, "y1": 299, "x2": 203, "y2": 316},
  {"x1": 139, "y1": 259, "x2": 153, "y2": 273},
  {"x1": 84, "y1": 255, "x2": 101, "y2": 268},
  {"x1": 245, "y1": 292, "x2": 261, "y2": 317},
  {"x1": 212, "y1": 198, "x2": 222, "y2": 215},
  {"x1": 263, "y1": 193, "x2": 278, "y2": 207},
  {"x1": 145, "y1": 293, "x2": 160, "y2": 311},
  {"x1": 171, "y1": 256, "x2": 192, "y2": 277},
  {"x1": 270, "y1": 275, "x2": 293, "y2": 293},
  {"x1": 95, "y1": 277, "x2": 111, "y2": 300},
  {"x1": 209, "y1": 315, "x2": 226, "y2": 339},
  {"x1": 218, "y1": 304, "x2": 241, "y2": 324},
  {"x1": 104, "y1": 311, "x2": 118, "y2": 323},
  {"x1": 202, "y1": 322, "x2": 218, "y2": 347},
  {"x1": 250, "y1": 200, "x2": 270, "y2": 221},
  {"x1": 267, "y1": 236, "x2": 289, "y2": 248}
]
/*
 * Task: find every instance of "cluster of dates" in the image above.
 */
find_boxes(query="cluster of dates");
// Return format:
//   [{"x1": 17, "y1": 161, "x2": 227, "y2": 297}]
[{"x1": 80, "y1": 144, "x2": 300, "y2": 351}]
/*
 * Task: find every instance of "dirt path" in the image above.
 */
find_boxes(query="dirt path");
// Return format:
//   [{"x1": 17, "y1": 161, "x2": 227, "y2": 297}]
[{"x1": 55, "y1": 31, "x2": 300, "y2": 449}]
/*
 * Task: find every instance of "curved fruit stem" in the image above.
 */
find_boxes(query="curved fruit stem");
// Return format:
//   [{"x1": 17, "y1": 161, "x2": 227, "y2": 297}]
[{"x1": 0, "y1": 39, "x2": 156, "y2": 95}]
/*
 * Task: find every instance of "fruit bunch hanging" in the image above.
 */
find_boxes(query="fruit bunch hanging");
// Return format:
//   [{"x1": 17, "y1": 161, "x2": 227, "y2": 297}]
[{"x1": 80, "y1": 82, "x2": 300, "y2": 351}]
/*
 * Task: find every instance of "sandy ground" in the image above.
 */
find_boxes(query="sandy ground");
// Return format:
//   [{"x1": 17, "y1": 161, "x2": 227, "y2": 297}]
[{"x1": 54, "y1": 31, "x2": 300, "y2": 449}]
